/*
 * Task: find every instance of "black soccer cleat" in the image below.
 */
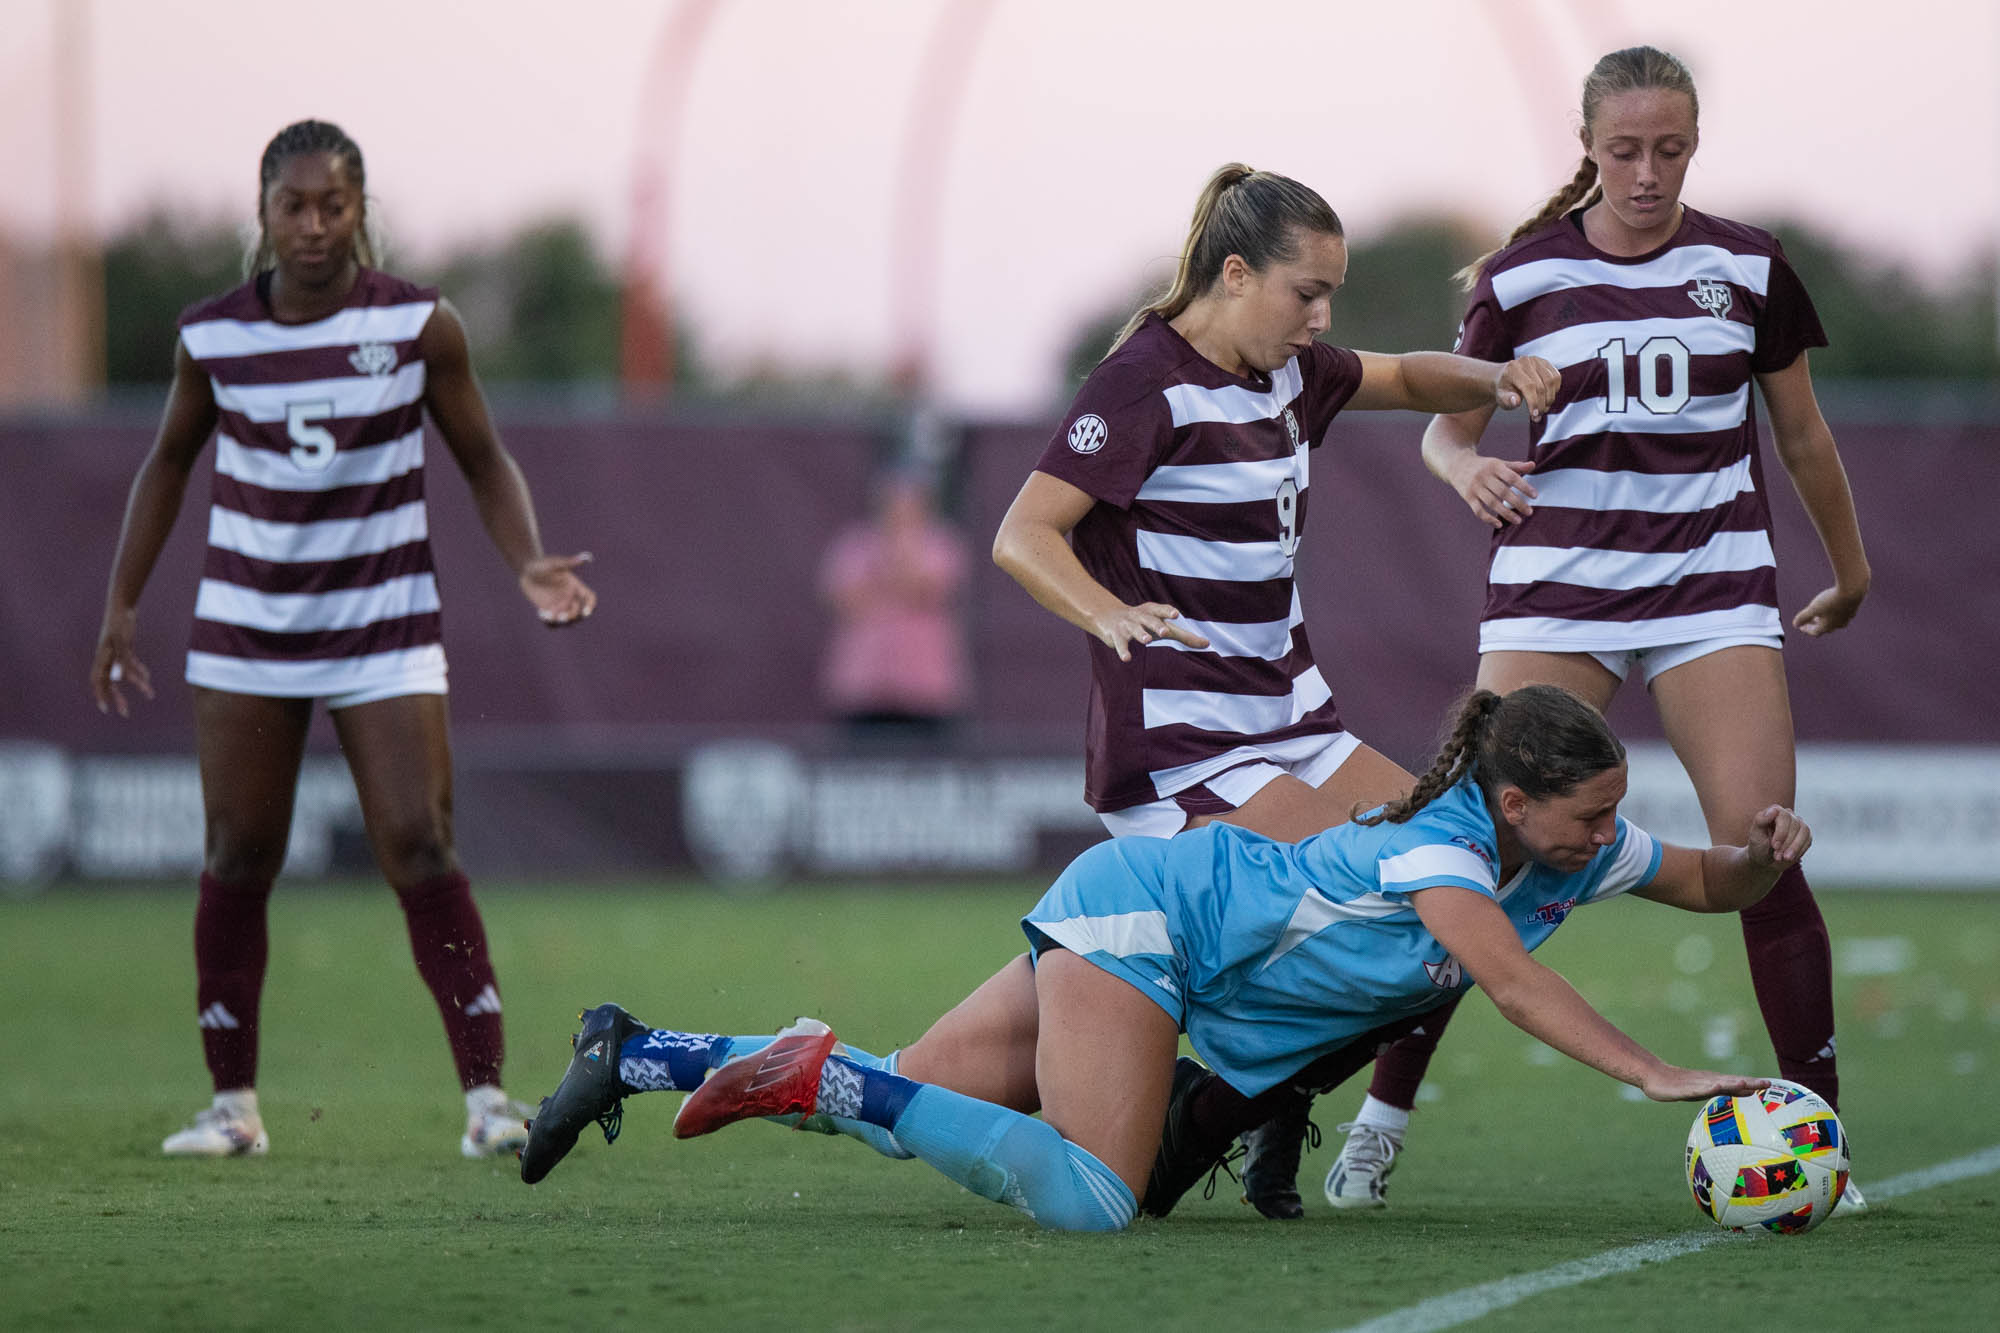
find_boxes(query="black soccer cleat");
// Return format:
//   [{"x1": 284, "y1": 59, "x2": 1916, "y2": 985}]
[
  {"x1": 519, "y1": 1003, "x2": 650, "y2": 1184},
  {"x1": 1140, "y1": 1057, "x2": 1240, "y2": 1218},
  {"x1": 1238, "y1": 1098, "x2": 1320, "y2": 1220}
]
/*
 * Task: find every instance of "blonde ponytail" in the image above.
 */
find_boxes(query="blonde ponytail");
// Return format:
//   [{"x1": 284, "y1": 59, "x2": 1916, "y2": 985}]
[{"x1": 1109, "y1": 163, "x2": 1341, "y2": 356}]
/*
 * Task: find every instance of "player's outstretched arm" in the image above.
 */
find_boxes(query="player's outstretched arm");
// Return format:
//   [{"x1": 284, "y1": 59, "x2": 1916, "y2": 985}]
[
  {"x1": 420, "y1": 299, "x2": 596, "y2": 627},
  {"x1": 91, "y1": 341, "x2": 218, "y2": 716},
  {"x1": 992, "y1": 471, "x2": 1208, "y2": 662},
  {"x1": 1411, "y1": 883, "x2": 1765, "y2": 1102},
  {"x1": 1348, "y1": 350, "x2": 1561, "y2": 420},
  {"x1": 1632, "y1": 805, "x2": 1812, "y2": 914}
]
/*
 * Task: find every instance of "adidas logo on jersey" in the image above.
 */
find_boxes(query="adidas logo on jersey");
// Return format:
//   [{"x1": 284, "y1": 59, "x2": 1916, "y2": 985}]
[
  {"x1": 197, "y1": 1002, "x2": 240, "y2": 1030},
  {"x1": 463, "y1": 984, "x2": 503, "y2": 1018}
]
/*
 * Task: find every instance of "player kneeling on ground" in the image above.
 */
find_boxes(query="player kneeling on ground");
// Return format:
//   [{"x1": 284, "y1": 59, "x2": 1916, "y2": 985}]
[{"x1": 519, "y1": 685, "x2": 1805, "y2": 1232}]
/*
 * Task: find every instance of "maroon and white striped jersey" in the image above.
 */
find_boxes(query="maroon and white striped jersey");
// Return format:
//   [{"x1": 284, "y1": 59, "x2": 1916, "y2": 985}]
[
  {"x1": 1035, "y1": 314, "x2": 1364, "y2": 812},
  {"x1": 1455, "y1": 208, "x2": 1826, "y2": 652},
  {"x1": 177, "y1": 269, "x2": 445, "y2": 698}
]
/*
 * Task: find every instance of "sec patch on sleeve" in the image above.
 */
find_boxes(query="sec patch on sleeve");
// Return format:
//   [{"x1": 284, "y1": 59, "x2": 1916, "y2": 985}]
[{"x1": 1066, "y1": 414, "x2": 1108, "y2": 454}]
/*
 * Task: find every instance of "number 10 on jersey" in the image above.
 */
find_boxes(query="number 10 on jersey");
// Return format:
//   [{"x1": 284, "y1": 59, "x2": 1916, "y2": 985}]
[{"x1": 1596, "y1": 336, "x2": 1692, "y2": 415}]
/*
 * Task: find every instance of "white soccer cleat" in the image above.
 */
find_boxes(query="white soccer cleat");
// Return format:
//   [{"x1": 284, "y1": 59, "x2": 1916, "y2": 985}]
[
  {"x1": 162, "y1": 1104, "x2": 269, "y2": 1158},
  {"x1": 461, "y1": 1087, "x2": 536, "y2": 1159},
  {"x1": 1832, "y1": 1177, "x2": 1868, "y2": 1216},
  {"x1": 1323, "y1": 1121, "x2": 1400, "y2": 1209}
]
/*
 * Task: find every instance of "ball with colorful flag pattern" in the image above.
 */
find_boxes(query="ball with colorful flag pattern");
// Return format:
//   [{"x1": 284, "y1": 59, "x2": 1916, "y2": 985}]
[{"x1": 1685, "y1": 1080, "x2": 1850, "y2": 1233}]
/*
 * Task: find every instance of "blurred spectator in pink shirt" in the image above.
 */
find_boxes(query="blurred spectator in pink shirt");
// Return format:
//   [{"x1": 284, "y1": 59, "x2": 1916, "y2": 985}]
[{"x1": 819, "y1": 471, "x2": 970, "y2": 746}]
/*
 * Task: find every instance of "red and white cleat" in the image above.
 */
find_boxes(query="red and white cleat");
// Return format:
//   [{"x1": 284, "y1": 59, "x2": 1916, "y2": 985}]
[{"x1": 673, "y1": 1018, "x2": 837, "y2": 1139}]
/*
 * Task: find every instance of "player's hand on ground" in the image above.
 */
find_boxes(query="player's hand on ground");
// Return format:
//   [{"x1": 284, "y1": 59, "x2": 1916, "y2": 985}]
[
  {"x1": 90, "y1": 609, "x2": 154, "y2": 717},
  {"x1": 1448, "y1": 454, "x2": 1539, "y2": 529},
  {"x1": 1745, "y1": 804, "x2": 1812, "y2": 870},
  {"x1": 521, "y1": 552, "x2": 597, "y2": 626},
  {"x1": 1792, "y1": 582, "x2": 1866, "y2": 637},
  {"x1": 1641, "y1": 1066, "x2": 1770, "y2": 1103},
  {"x1": 1493, "y1": 356, "x2": 1562, "y2": 421},
  {"x1": 1091, "y1": 602, "x2": 1209, "y2": 662}
]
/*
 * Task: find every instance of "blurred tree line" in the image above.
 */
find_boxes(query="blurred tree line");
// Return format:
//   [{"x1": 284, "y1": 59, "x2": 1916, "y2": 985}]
[
  {"x1": 101, "y1": 213, "x2": 637, "y2": 388},
  {"x1": 100, "y1": 210, "x2": 1995, "y2": 392},
  {"x1": 1060, "y1": 219, "x2": 1999, "y2": 389}
]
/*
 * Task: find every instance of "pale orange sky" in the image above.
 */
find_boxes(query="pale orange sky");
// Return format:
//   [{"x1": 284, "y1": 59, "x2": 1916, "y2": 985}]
[{"x1": 3, "y1": 0, "x2": 1995, "y2": 410}]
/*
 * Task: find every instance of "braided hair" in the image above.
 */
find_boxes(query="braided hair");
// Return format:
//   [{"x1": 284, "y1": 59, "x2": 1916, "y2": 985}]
[
  {"x1": 1455, "y1": 46, "x2": 1699, "y2": 290},
  {"x1": 1356, "y1": 685, "x2": 1625, "y2": 826},
  {"x1": 1109, "y1": 163, "x2": 1343, "y2": 355},
  {"x1": 247, "y1": 119, "x2": 377, "y2": 276}
]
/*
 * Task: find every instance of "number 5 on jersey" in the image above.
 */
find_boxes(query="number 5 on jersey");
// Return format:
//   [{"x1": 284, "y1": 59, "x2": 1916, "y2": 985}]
[{"x1": 286, "y1": 400, "x2": 337, "y2": 471}]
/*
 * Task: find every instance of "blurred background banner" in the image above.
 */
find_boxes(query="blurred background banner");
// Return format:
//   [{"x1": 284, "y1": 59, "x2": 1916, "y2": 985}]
[{"x1": 7, "y1": 405, "x2": 1997, "y2": 887}]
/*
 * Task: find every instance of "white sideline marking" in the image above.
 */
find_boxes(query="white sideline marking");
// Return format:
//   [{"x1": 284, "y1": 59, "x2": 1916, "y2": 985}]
[{"x1": 1326, "y1": 1144, "x2": 2000, "y2": 1333}]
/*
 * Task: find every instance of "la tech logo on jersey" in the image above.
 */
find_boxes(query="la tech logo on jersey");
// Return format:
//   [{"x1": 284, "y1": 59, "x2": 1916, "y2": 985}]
[
  {"x1": 1687, "y1": 277, "x2": 1734, "y2": 320},
  {"x1": 1067, "y1": 413, "x2": 1108, "y2": 454}
]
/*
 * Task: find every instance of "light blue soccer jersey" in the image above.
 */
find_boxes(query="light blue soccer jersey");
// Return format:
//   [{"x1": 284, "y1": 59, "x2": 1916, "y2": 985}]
[{"x1": 1022, "y1": 777, "x2": 1662, "y2": 1096}]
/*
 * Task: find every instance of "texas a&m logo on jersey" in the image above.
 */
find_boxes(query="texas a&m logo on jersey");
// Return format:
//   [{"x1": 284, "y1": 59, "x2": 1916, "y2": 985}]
[
  {"x1": 1423, "y1": 955, "x2": 1465, "y2": 989},
  {"x1": 1282, "y1": 407, "x2": 1300, "y2": 448},
  {"x1": 349, "y1": 341, "x2": 398, "y2": 376},
  {"x1": 1067, "y1": 413, "x2": 1108, "y2": 454},
  {"x1": 1687, "y1": 277, "x2": 1734, "y2": 320}
]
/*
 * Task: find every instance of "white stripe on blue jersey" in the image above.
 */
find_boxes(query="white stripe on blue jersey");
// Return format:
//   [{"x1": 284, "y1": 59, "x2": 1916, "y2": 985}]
[
  {"x1": 1162, "y1": 361, "x2": 1305, "y2": 427},
  {"x1": 1491, "y1": 247, "x2": 1772, "y2": 310},
  {"x1": 194, "y1": 573, "x2": 442, "y2": 634},
  {"x1": 1377, "y1": 844, "x2": 1497, "y2": 894},
  {"x1": 1537, "y1": 385, "x2": 1750, "y2": 446},
  {"x1": 1531, "y1": 458, "x2": 1756, "y2": 514},
  {"x1": 211, "y1": 361, "x2": 427, "y2": 423},
  {"x1": 1593, "y1": 825, "x2": 1660, "y2": 900},
  {"x1": 180, "y1": 301, "x2": 436, "y2": 358},
  {"x1": 208, "y1": 501, "x2": 429, "y2": 563},
  {"x1": 215, "y1": 428, "x2": 424, "y2": 494},
  {"x1": 1031, "y1": 909, "x2": 1174, "y2": 960},
  {"x1": 1489, "y1": 530, "x2": 1776, "y2": 590},
  {"x1": 1262, "y1": 886, "x2": 1409, "y2": 969}
]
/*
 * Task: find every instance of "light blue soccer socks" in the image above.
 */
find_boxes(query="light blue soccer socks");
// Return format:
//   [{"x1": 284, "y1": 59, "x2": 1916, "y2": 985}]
[
  {"x1": 821, "y1": 1057, "x2": 1136, "y2": 1232},
  {"x1": 622, "y1": 1028, "x2": 1138, "y2": 1229}
]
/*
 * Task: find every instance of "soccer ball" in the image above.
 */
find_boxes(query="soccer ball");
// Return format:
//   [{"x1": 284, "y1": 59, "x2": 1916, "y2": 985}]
[{"x1": 1685, "y1": 1080, "x2": 1849, "y2": 1234}]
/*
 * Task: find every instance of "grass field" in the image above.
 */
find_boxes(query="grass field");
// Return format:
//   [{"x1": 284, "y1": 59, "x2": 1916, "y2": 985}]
[{"x1": 3, "y1": 882, "x2": 1998, "y2": 1331}]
